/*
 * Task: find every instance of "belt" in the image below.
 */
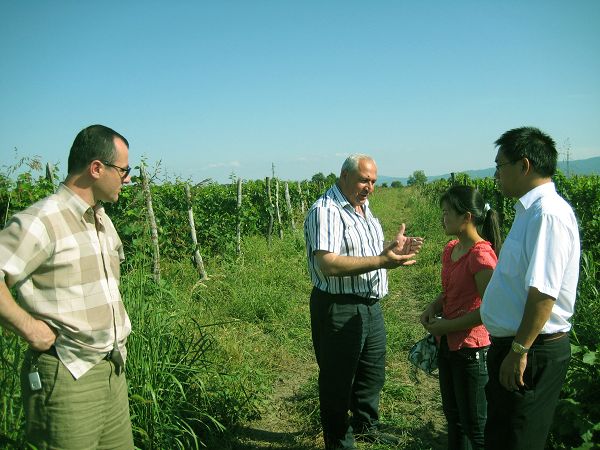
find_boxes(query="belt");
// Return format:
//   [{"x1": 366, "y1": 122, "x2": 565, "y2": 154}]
[
  {"x1": 491, "y1": 332, "x2": 567, "y2": 345},
  {"x1": 538, "y1": 331, "x2": 567, "y2": 342},
  {"x1": 42, "y1": 345, "x2": 113, "y2": 361},
  {"x1": 313, "y1": 287, "x2": 380, "y2": 306}
]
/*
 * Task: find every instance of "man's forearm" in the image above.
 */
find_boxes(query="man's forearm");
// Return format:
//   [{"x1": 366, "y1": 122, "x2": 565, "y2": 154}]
[
  {"x1": 317, "y1": 253, "x2": 384, "y2": 277},
  {"x1": 0, "y1": 281, "x2": 56, "y2": 351},
  {"x1": 514, "y1": 287, "x2": 555, "y2": 348},
  {"x1": 0, "y1": 281, "x2": 34, "y2": 339},
  {"x1": 0, "y1": 282, "x2": 35, "y2": 340}
]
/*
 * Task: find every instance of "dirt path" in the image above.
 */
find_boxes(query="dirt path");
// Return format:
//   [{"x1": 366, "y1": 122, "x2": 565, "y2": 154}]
[
  {"x1": 230, "y1": 358, "x2": 321, "y2": 450},
  {"x1": 225, "y1": 346, "x2": 446, "y2": 450}
]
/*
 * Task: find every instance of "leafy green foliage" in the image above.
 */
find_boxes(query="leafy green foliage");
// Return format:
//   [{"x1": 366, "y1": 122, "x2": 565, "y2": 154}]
[
  {"x1": 407, "y1": 170, "x2": 428, "y2": 187},
  {"x1": 551, "y1": 343, "x2": 600, "y2": 449},
  {"x1": 1, "y1": 160, "x2": 599, "y2": 448},
  {"x1": 0, "y1": 162, "x2": 327, "y2": 448},
  {"x1": 0, "y1": 332, "x2": 26, "y2": 447},
  {"x1": 103, "y1": 177, "x2": 324, "y2": 260}
]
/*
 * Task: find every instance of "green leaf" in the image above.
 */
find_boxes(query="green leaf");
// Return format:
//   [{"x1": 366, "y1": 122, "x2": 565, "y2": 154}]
[{"x1": 582, "y1": 351, "x2": 597, "y2": 366}]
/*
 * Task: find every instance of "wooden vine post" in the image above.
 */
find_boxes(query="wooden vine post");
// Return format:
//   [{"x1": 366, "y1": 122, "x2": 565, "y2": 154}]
[
  {"x1": 236, "y1": 178, "x2": 243, "y2": 255},
  {"x1": 274, "y1": 179, "x2": 283, "y2": 239},
  {"x1": 284, "y1": 182, "x2": 295, "y2": 230},
  {"x1": 185, "y1": 184, "x2": 207, "y2": 280},
  {"x1": 140, "y1": 164, "x2": 161, "y2": 283},
  {"x1": 266, "y1": 177, "x2": 274, "y2": 243},
  {"x1": 45, "y1": 163, "x2": 56, "y2": 190},
  {"x1": 297, "y1": 181, "x2": 306, "y2": 214}
]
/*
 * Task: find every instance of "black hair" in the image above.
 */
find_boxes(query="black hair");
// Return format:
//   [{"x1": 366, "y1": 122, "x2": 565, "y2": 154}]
[
  {"x1": 495, "y1": 126, "x2": 557, "y2": 177},
  {"x1": 440, "y1": 185, "x2": 503, "y2": 254},
  {"x1": 67, "y1": 124, "x2": 129, "y2": 175}
]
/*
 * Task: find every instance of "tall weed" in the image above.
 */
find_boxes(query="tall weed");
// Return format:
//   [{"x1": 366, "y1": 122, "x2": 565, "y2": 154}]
[
  {"x1": 550, "y1": 249, "x2": 600, "y2": 448},
  {"x1": 0, "y1": 333, "x2": 25, "y2": 448},
  {"x1": 123, "y1": 266, "x2": 224, "y2": 449}
]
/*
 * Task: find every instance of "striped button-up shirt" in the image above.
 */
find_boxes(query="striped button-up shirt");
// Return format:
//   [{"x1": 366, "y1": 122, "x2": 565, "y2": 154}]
[
  {"x1": 304, "y1": 183, "x2": 387, "y2": 299},
  {"x1": 0, "y1": 184, "x2": 131, "y2": 379}
]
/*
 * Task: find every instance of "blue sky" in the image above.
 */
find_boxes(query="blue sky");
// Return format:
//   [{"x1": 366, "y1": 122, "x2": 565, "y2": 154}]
[{"x1": 1, "y1": 1, "x2": 599, "y2": 184}]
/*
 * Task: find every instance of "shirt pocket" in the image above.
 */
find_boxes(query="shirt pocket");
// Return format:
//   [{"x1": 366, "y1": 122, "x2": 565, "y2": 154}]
[
  {"x1": 340, "y1": 220, "x2": 360, "y2": 255},
  {"x1": 369, "y1": 217, "x2": 385, "y2": 252},
  {"x1": 496, "y1": 238, "x2": 524, "y2": 278}
]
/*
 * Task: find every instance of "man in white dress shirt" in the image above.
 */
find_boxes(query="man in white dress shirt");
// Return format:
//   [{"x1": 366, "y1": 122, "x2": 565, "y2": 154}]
[{"x1": 480, "y1": 126, "x2": 580, "y2": 450}]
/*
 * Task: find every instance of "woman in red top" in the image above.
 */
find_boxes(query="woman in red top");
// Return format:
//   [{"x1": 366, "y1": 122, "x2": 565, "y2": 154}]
[{"x1": 420, "y1": 185, "x2": 502, "y2": 450}]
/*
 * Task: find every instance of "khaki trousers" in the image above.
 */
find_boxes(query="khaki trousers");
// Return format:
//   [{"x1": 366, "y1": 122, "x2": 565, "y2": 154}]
[{"x1": 20, "y1": 349, "x2": 134, "y2": 450}]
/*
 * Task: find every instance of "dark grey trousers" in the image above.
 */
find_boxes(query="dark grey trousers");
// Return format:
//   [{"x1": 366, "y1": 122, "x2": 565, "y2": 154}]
[
  {"x1": 310, "y1": 287, "x2": 386, "y2": 449},
  {"x1": 485, "y1": 334, "x2": 570, "y2": 450}
]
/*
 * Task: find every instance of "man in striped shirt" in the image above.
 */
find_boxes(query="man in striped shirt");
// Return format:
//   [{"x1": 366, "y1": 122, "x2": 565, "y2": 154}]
[
  {"x1": 304, "y1": 154, "x2": 423, "y2": 450},
  {"x1": 0, "y1": 125, "x2": 134, "y2": 449}
]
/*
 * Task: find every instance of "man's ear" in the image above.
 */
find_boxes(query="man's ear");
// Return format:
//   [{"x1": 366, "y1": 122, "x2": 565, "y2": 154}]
[
  {"x1": 521, "y1": 157, "x2": 532, "y2": 175},
  {"x1": 89, "y1": 160, "x2": 103, "y2": 180}
]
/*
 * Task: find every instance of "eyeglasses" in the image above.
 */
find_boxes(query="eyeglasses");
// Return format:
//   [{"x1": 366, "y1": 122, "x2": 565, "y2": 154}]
[
  {"x1": 495, "y1": 161, "x2": 514, "y2": 172},
  {"x1": 103, "y1": 161, "x2": 132, "y2": 178}
]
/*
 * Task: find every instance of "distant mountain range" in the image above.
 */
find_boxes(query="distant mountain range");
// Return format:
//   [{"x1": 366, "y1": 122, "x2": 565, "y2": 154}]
[{"x1": 377, "y1": 156, "x2": 600, "y2": 185}]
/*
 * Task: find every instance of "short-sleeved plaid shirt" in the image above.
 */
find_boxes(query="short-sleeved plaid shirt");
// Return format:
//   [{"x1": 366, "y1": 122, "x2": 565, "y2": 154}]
[
  {"x1": 0, "y1": 184, "x2": 131, "y2": 379},
  {"x1": 304, "y1": 183, "x2": 388, "y2": 299}
]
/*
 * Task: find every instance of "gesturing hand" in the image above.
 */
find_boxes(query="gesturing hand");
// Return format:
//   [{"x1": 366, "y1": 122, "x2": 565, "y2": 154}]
[{"x1": 393, "y1": 223, "x2": 424, "y2": 256}]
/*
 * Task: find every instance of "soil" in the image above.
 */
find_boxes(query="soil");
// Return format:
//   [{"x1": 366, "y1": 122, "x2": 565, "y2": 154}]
[
  {"x1": 229, "y1": 359, "x2": 322, "y2": 450},
  {"x1": 219, "y1": 349, "x2": 447, "y2": 450}
]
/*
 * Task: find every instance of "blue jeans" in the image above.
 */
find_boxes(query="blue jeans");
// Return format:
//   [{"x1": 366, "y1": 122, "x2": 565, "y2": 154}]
[{"x1": 438, "y1": 336, "x2": 488, "y2": 450}]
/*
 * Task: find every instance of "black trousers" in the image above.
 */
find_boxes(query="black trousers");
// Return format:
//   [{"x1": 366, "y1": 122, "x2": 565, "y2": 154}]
[
  {"x1": 438, "y1": 336, "x2": 488, "y2": 450},
  {"x1": 485, "y1": 334, "x2": 570, "y2": 450},
  {"x1": 310, "y1": 287, "x2": 386, "y2": 449}
]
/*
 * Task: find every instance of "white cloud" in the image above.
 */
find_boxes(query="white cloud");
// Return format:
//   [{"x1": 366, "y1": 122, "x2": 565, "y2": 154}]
[{"x1": 206, "y1": 161, "x2": 241, "y2": 169}]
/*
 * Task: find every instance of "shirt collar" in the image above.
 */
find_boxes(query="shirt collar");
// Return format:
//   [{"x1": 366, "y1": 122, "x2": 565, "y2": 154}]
[
  {"x1": 517, "y1": 181, "x2": 556, "y2": 211},
  {"x1": 56, "y1": 183, "x2": 103, "y2": 220}
]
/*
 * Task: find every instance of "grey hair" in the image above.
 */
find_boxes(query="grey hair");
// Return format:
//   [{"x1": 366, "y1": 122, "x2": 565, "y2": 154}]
[{"x1": 341, "y1": 153, "x2": 374, "y2": 174}]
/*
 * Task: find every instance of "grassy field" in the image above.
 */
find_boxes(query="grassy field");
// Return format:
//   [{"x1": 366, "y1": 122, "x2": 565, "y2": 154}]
[
  {"x1": 183, "y1": 185, "x2": 450, "y2": 449},
  {"x1": 2, "y1": 183, "x2": 597, "y2": 448}
]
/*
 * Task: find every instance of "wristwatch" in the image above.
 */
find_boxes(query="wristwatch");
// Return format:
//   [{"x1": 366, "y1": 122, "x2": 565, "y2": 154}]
[{"x1": 511, "y1": 340, "x2": 529, "y2": 355}]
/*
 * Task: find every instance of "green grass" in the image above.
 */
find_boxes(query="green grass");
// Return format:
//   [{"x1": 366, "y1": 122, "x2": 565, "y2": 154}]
[
  {"x1": 0, "y1": 187, "x2": 448, "y2": 449},
  {"x1": 0, "y1": 332, "x2": 26, "y2": 448},
  {"x1": 1, "y1": 185, "x2": 597, "y2": 448}
]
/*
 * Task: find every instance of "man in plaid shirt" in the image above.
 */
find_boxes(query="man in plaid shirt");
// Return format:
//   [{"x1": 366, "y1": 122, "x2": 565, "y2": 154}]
[{"x1": 0, "y1": 125, "x2": 134, "y2": 449}]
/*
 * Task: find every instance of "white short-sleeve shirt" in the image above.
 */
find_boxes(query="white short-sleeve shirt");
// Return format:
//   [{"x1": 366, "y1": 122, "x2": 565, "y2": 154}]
[{"x1": 481, "y1": 182, "x2": 580, "y2": 337}]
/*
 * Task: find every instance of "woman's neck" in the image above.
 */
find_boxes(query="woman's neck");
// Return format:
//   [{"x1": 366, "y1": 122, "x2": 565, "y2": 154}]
[{"x1": 456, "y1": 226, "x2": 483, "y2": 249}]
